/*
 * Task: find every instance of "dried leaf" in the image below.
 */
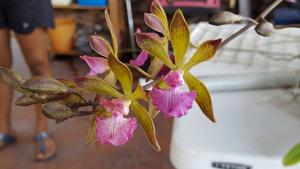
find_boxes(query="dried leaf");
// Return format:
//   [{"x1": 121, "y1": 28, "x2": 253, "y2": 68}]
[
  {"x1": 130, "y1": 100, "x2": 161, "y2": 151},
  {"x1": 15, "y1": 95, "x2": 40, "y2": 106},
  {"x1": 105, "y1": 10, "x2": 118, "y2": 56},
  {"x1": 185, "y1": 39, "x2": 221, "y2": 70},
  {"x1": 86, "y1": 116, "x2": 98, "y2": 145},
  {"x1": 74, "y1": 76, "x2": 123, "y2": 97},
  {"x1": 42, "y1": 101, "x2": 74, "y2": 123},
  {"x1": 283, "y1": 143, "x2": 300, "y2": 167},
  {"x1": 22, "y1": 76, "x2": 69, "y2": 94},
  {"x1": 57, "y1": 79, "x2": 77, "y2": 88},
  {"x1": 144, "y1": 13, "x2": 165, "y2": 34},
  {"x1": 170, "y1": 9, "x2": 190, "y2": 68},
  {"x1": 108, "y1": 54, "x2": 133, "y2": 96},
  {"x1": 183, "y1": 71, "x2": 216, "y2": 122},
  {"x1": 0, "y1": 67, "x2": 25, "y2": 89},
  {"x1": 89, "y1": 35, "x2": 113, "y2": 57},
  {"x1": 65, "y1": 94, "x2": 86, "y2": 105},
  {"x1": 135, "y1": 31, "x2": 175, "y2": 69}
]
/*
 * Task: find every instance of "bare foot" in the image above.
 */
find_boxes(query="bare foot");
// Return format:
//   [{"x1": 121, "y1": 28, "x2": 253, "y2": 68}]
[{"x1": 34, "y1": 133, "x2": 56, "y2": 161}]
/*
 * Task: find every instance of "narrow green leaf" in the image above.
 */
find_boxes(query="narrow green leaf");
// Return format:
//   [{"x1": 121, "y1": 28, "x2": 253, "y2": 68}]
[
  {"x1": 105, "y1": 10, "x2": 118, "y2": 56},
  {"x1": 42, "y1": 101, "x2": 74, "y2": 123},
  {"x1": 86, "y1": 116, "x2": 98, "y2": 145},
  {"x1": 135, "y1": 32, "x2": 175, "y2": 69},
  {"x1": 170, "y1": 9, "x2": 190, "y2": 68},
  {"x1": 22, "y1": 76, "x2": 69, "y2": 94},
  {"x1": 283, "y1": 143, "x2": 300, "y2": 167},
  {"x1": 130, "y1": 100, "x2": 161, "y2": 151},
  {"x1": 74, "y1": 76, "x2": 123, "y2": 97},
  {"x1": 108, "y1": 54, "x2": 133, "y2": 96},
  {"x1": 183, "y1": 71, "x2": 216, "y2": 122},
  {"x1": 185, "y1": 39, "x2": 221, "y2": 70}
]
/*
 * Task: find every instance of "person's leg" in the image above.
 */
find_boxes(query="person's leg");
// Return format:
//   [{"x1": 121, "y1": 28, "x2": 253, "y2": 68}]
[
  {"x1": 0, "y1": 28, "x2": 14, "y2": 135},
  {"x1": 15, "y1": 28, "x2": 55, "y2": 160}
]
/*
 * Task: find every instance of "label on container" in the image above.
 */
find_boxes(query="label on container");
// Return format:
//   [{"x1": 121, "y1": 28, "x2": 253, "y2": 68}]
[{"x1": 212, "y1": 162, "x2": 252, "y2": 169}]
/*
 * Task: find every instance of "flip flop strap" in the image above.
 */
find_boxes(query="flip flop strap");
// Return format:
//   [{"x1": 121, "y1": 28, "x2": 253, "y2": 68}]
[
  {"x1": 35, "y1": 132, "x2": 50, "y2": 154},
  {"x1": 0, "y1": 133, "x2": 15, "y2": 144}
]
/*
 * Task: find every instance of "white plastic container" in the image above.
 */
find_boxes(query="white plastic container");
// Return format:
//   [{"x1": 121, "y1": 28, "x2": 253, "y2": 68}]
[
  {"x1": 51, "y1": 0, "x2": 72, "y2": 6},
  {"x1": 170, "y1": 23, "x2": 300, "y2": 169}
]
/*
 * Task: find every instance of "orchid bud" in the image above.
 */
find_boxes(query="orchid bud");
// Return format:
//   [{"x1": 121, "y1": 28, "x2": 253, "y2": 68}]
[
  {"x1": 209, "y1": 11, "x2": 245, "y2": 26},
  {"x1": 255, "y1": 21, "x2": 274, "y2": 37}
]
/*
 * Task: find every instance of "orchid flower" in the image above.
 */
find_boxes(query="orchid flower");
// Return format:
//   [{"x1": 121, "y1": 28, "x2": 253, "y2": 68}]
[
  {"x1": 136, "y1": 0, "x2": 221, "y2": 122},
  {"x1": 74, "y1": 10, "x2": 161, "y2": 151},
  {"x1": 96, "y1": 98, "x2": 137, "y2": 146}
]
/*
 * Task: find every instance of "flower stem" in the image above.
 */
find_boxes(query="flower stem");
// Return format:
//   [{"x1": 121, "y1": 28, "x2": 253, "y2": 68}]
[{"x1": 220, "y1": 0, "x2": 283, "y2": 48}]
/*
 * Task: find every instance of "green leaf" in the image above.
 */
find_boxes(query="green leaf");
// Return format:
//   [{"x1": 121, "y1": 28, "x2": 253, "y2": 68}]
[
  {"x1": 42, "y1": 101, "x2": 74, "y2": 123},
  {"x1": 130, "y1": 100, "x2": 161, "y2": 151},
  {"x1": 86, "y1": 116, "x2": 98, "y2": 145},
  {"x1": 74, "y1": 76, "x2": 123, "y2": 97},
  {"x1": 22, "y1": 76, "x2": 69, "y2": 94},
  {"x1": 184, "y1": 39, "x2": 221, "y2": 70},
  {"x1": 135, "y1": 32, "x2": 175, "y2": 69},
  {"x1": 283, "y1": 143, "x2": 300, "y2": 167},
  {"x1": 183, "y1": 71, "x2": 216, "y2": 122},
  {"x1": 170, "y1": 9, "x2": 190, "y2": 68},
  {"x1": 105, "y1": 10, "x2": 118, "y2": 56},
  {"x1": 108, "y1": 54, "x2": 133, "y2": 96},
  {"x1": 65, "y1": 94, "x2": 86, "y2": 106},
  {"x1": 15, "y1": 95, "x2": 40, "y2": 106}
]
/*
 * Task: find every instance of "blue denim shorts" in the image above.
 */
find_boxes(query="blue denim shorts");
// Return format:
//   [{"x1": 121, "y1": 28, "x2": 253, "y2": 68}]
[{"x1": 0, "y1": 0, "x2": 54, "y2": 34}]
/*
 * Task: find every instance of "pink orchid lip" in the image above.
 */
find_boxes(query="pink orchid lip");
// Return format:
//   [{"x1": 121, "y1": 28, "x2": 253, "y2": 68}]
[
  {"x1": 151, "y1": 87, "x2": 196, "y2": 118},
  {"x1": 96, "y1": 116, "x2": 137, "y2": 146},
  {"x1": 80, "y1": 55, "x2": 110, "y2": 76},
  {"x1": 100, "y1": 98, "x2": 131, "y2": 116}
]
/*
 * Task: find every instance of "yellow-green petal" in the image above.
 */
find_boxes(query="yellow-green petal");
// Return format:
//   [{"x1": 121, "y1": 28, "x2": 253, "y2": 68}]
[
  {"x1": 135, "y1": 32, "x2": 175, "y2": 69},
  {"x1": 183, "y1": 71, "x2": 216, "y2": 122},
  {"x1": 108, "y1": 54, "x2": 133, "y2": 96},
  {"x1": 130, "y1": 100, "x2": 161, "y2": 151},
  {"x1": 170, "y1": 9, "x2": 190, "y2": 68},
  {"x1": 105, "y1": 10, "x2": 118, "y2": 56},
  {"x1": 185, "y1": 39, "x2": 221, "y2": 70}
]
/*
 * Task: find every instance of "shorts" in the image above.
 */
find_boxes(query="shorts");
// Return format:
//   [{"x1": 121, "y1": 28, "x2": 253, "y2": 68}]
[{"x1": 0, "y1": 0, "x2": 54, "y2": 34}]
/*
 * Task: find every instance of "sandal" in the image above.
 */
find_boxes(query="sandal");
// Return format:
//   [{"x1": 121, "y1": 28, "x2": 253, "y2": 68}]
[
  {"x1": 34, "y1": 131, "x2": 56, "y2": 161},
  {"x1": 0, "y1": 133, "x2": 16, "y2": 150}
]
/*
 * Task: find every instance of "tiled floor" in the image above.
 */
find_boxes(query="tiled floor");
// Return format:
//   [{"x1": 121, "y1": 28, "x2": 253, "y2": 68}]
[{"x1": 0, "y1": 39, "x2": 174, "y2": 169}]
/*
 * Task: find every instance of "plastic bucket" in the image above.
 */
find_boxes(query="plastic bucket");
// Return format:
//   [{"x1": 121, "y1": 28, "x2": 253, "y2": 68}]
[{"x1": 49, "y1": 17, "x2": 76, "y2": 54}]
